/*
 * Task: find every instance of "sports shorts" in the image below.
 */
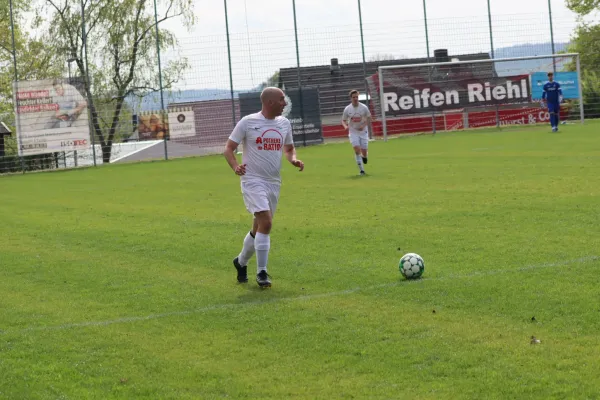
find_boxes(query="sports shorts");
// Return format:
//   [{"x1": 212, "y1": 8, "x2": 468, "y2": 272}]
[
  {"x1": 349, "y1": 133, "x2": 369, "y2": 149},
  {"x1": 241, "y1": 180, "x2": 280, "y2": 216}
]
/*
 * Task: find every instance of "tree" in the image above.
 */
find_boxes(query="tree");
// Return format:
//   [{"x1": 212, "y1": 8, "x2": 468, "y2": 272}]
[
  {"x1": 566, "y1": 0, "x2": 600, "y2": 15},
  {"x1": 39, "y1": 0, "x2": 194, "y2": 163},
  {"x1": 1, "y1": 0, "x2": 63, "y2": 160},
  {"x1": 1, "y1": 0, "x2": 62, "y2": 121},
  {"x1": 566, "y1": 1, "x2": 600, "y2": 117},
  {"x1": 254, "y1": 70, "x2": 280, "y2": 91}
]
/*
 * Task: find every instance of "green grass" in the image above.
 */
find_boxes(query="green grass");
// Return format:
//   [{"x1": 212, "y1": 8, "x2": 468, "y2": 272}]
[{"x1": 1, "y1": 122, "x2": 599, "y2": 399}]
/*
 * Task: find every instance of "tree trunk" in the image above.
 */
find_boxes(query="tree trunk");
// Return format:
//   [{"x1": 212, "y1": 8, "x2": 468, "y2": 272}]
[{"x1": 102, "y1": 144, "x2": 112, "y2": 163}]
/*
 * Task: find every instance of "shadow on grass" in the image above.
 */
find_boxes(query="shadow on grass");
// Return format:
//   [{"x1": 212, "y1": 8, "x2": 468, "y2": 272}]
[{"x1": 346, "y1": 173, "x2": 371, "y2": 180}]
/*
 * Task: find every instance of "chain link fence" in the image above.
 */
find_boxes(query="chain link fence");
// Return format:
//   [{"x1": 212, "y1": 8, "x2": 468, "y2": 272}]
[{"x1": 1, "y1": 1, "x2": 594, "y2": 174}]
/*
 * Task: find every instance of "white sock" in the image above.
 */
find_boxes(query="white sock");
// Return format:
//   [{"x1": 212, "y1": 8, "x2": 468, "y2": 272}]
[
  {"x1": 254, "y1": 232, "x2": 270, "y2": 274},
  {"x1": 355, "y1": 154, "x2": 364, "y2": 172},
  {"x1": 237, "y1": 231, "x2": 255, "y2": 266}
]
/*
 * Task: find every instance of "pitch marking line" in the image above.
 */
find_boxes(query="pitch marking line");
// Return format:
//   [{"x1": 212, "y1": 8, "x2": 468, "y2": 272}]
[{"x1": 2, "y1": 256, "x2": 598, "y2": 335}]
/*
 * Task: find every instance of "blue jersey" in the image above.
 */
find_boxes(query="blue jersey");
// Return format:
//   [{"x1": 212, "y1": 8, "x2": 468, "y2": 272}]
[{"x1": 542, "y1": 81, "x2": 562, "y2": 104}]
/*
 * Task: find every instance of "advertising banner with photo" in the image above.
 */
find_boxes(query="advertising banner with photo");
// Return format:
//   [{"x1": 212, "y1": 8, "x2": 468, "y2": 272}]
[
  {"x1": 12, "y1": 78, "x2": 91, "y2": 156},
  {"x1": 239, "y1": 88, "x2": 323, "y2": 145},
  {"x1": 135, "y1": 111, "x2": 168, "y2": 141},
  {"x1": 531, "y1": 72, "x2": 580, "y2": 100},
  {"x1": 134, "y1": 108, "x2": 196, "y2": 141},
  {"x1": 369, "y1": 72, "x2": 532, "y2": 116}
]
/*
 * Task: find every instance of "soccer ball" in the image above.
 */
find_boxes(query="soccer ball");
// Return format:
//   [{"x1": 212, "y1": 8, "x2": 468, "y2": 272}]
[{"x1": 399, "y1": 253, "x2": 425, "y2": 279}]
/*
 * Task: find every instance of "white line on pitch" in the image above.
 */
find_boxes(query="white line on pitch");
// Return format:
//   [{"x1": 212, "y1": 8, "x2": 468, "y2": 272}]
[{"x1": 2, "y1": 255, "x2": 598, "y2": 335}]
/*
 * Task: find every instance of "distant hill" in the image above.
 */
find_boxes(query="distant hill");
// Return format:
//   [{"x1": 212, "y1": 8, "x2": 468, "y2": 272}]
[
  {"x1": 492, "y1": 42, "x2": 571, "y2": 76},
  {"x1": 126, "y1": 89, "x2": 241, "y2": 112}
]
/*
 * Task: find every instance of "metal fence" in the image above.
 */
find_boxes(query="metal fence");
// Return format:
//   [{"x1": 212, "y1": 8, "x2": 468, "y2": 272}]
[{"x1": 1, "y1": 0, "x2": 593, "y2": 174}]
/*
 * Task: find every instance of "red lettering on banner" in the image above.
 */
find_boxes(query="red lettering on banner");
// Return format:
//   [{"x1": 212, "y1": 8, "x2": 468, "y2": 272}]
[
  {"x1": 17, "y1": 90, "x2": 50, "y2": 100},
  {"x1": 18, "y1": 103, "x2": 58, "y2": 113},
  {"x1": 40, "y1": 104, "x2": 59, "y2": 111},
  {"x1": 18, "y1": 105, "x2": 41, "y2": 113}
]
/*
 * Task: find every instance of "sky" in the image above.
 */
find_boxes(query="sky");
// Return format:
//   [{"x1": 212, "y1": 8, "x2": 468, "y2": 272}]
[{"x1": 158, "y1": 0, "x2": 583, "y2": 91}]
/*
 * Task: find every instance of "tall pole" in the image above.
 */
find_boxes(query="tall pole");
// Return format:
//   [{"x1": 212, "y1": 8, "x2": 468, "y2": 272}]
[
  {"x1": 423, "y1": 0, "x2": 435, "y2": 134},
  {"x1": 548, "y1": 0, "x2": 557, "y2": 73},
  {"x1": 224, "y1": 0, "x2": 237, "y2": 138},
  {"x1": 576, "y1": 54, "x2": 584, "y2": 124},
  {"x1": 67, "y1": 58, "x2": 78, "y2": 167},
  {"x1": 80, "y1": 0, "x2": 97, "y2": 167},
  {"x1": 292, "y1": 0, "x2": 306, "y2": 147},
  {"x1": 358, "y1": 0, "x2": 372, "y2": 139},
  {"x1": 423, "y1": 0, "x2": 430, "y2": 62},
  {"x1": 153, "y1": 0, "x2": 168, "y2": 160},
  {"x1": 487, "y1": 0, "x2": 495, "y2": 59},
  {"x1": 487, "y1": 0, "x2": 500, "y2": 128},
  {"x1": 8, "y1": 0, "x2": 26, "y2": 173}
]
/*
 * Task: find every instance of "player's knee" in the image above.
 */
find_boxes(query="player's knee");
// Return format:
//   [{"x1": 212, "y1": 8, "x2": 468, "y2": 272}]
[
  {"x1": 260, "y1": 220, "x2": 272, "y2": 234},
  {"x1": 255, "y1": 211, "x2": 272, "y2": 233}
]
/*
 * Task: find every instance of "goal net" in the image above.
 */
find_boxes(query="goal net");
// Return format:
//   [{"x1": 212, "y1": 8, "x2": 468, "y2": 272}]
[{"x1": 368, "y1": 53, "x2": 584, "y2": 139}]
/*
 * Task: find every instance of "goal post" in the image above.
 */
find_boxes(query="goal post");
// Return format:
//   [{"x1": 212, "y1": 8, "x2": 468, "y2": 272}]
[{"x1": 371, "y1": 53, "x2": 584, "y2": 141}]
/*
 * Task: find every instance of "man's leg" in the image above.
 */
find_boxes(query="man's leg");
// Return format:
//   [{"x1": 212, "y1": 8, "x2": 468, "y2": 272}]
[
  {"x1": 349, "y1": 135, "x2": 365, "y2": 174},
  {"x1": 549, "y1": 103, "x2": 558, "y2": 130},
  {"x1": 233, "y1": 218, "x2": 259, "y2": 283},
  {"x1": 254, "y1": 210, "x2": 272, "y2": 288},
  {"x1": 354, "y1": 146, "x2": 365, "y2": 174},
  {"x1": 360, "y1": 136, "x2": 368, "y2": 165}
]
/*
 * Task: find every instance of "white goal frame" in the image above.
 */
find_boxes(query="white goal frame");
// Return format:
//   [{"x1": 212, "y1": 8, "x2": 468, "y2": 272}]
[{"x1": 377, "y1": 53, "x2": 584, "y2": 141}]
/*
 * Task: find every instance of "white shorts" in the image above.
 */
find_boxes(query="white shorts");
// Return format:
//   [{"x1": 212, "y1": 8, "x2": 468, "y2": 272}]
[
  {"x1": 349, "y1": 133, "x2": 369, "y2": 149},
  {"x1": 241, "y1": 180, "x2": 281, "y2": 216}
]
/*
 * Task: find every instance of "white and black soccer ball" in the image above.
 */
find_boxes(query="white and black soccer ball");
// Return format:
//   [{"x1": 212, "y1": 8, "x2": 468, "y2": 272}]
[{"x1": 399, "y1": 253, "x2": 425, "y2": 279}]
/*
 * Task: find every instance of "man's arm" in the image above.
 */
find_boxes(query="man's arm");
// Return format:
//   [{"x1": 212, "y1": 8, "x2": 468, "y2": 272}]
[
  {"x1": 74, "y1": 99, "x2": 88, "y2": 114},
  {"x1": 541, "y1": 84, "x2": 548, "y2": 106},
  {"x1": 284, "y1": 144, "x2": 304, "y2": 171},
  {"x1": 341, "y1": 109, "x2": 349, "y2": 130},
  {"x1": 558, "y1": 84, "x2": 563, "y2": 102},
  {"x1": 69, "y1": 86, "x2": 88, "y2": 117},
  {"x1": 359, "y1": 115, "x2": 372, "y2": 131},
  {"x1": 542, "y1": 84, "x2": 547, "y2": 101},
  {"x1": 223, "y1": 139, "x2": 246, "y2": 176}
]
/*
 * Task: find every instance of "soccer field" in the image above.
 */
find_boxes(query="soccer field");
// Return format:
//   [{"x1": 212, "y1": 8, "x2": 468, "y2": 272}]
[{"x1": 1, "y1": 122, "x2": 599, "y2": 399}]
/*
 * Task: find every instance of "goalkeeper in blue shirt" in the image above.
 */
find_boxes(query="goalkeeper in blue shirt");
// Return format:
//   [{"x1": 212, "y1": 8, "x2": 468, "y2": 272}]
[{"x1": 542, "y1": 72, "x2": 563, "y2": 132}]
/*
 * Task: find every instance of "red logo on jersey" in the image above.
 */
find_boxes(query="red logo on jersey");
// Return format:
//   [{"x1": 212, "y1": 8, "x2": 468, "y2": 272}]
[{"x1": 256, "y1": 129, "x2": 284, "y2": 151}]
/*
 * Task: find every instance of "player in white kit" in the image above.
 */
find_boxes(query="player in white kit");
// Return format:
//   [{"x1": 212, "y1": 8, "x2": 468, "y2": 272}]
[
  {"x1": 223, "y1": 87, "x2": 305, "y2": 288},
  {"x1": 342, "y1": 89, "x2": 372, "y2": 175}
]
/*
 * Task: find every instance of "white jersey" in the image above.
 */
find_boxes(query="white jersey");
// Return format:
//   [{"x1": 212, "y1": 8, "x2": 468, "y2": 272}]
[
  {"x1": 229, "y1": 112, "x2": 294, "y2": 184},
  {"x1": 342, "y1": 102, "x2": 371, "y2": 136}
]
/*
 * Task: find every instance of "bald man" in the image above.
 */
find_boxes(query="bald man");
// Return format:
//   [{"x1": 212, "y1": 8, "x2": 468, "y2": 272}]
[{"x1": 224, "y1": 87, "x2": 305, "y2": 288}]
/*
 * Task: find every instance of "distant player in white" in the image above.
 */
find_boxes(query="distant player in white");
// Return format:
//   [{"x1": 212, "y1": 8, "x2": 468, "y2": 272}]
[
  {"x1": 342, "y1": 89, "x2": 372, "y2": 175},
  {"x1": 224, "y1": 87, "x2": 305, "y2": 288}
]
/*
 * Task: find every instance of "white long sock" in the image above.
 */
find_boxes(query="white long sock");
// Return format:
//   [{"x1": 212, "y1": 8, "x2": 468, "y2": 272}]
[
  {"x1": 254, "y1": 232, "x2": 270, "y2": 274},
  {"x1": 355, "y1": 154, "x2": 364, "y2": 172},
  {"x1": 237, "y1": 231, "x2": 255, "y2": 266}
]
